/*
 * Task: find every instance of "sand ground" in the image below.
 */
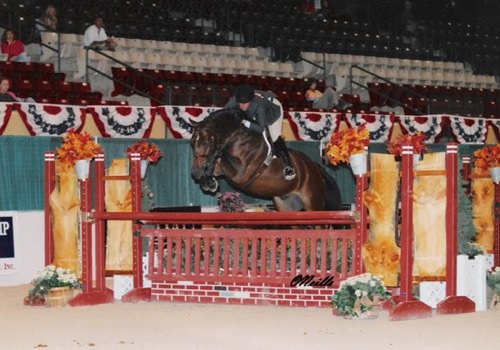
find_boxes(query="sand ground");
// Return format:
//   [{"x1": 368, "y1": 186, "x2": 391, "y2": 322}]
[{"x1": 2, "y1": 285, "x2": 500, "y2": 350}]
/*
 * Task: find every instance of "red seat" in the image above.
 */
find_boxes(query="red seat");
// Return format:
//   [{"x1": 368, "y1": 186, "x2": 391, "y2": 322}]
[
  {"x1": 35, "y1": 97, "x2": 51, "y2": 104},
  {"x1": 101, "y1": 100, "x2": 129, "y2": 106},
  {"x1": 218, "y1": 87, "x2": 232, "y2": 106},
  {"x1": 69, "y1": 98, "x2": 89, "y2": 106},
  {"x1": 34, "y1": 80, "x2": 53, "y2": 98},
  {"x1": 15, "y1": 79, "x2": 34, "y2": 92},
  {"x1": 149, "y1": 84, "x2": 166, "y2": 105},
  {"x1": 193, "y1": 86, "x2": 214, "y2": 106},
  {"x1": 162, "y1": 70, "x2": 181, "y2": 83},
  {"x1": 52, "y1": 97, "x2": 70, "y2": 105},
  {"x1": 276, "y1": 90, "x2": 290, "y2": 108},
  {"x1": 111, "y1": 67, "x2": 133, "y2": 96},
  {"x1": 52, "y1": 81, "x2": 72, "y2": 98},
  {"x1": 72, "y1": 82, "x2": 91, "y2": 93}
]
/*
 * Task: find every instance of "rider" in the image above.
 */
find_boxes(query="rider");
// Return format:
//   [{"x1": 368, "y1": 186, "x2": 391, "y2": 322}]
[{"x1": 225, "y1": 84, "x2": 296, "y2": 181}]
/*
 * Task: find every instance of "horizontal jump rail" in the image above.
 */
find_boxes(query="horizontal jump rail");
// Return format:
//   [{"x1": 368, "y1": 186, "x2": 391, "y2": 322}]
[
  {"x1": 142, "y1": 228, "x2": 356, "y2": 286},
  {"x1": 92, "y1": 210, "x2": 359, "y2": 226}
]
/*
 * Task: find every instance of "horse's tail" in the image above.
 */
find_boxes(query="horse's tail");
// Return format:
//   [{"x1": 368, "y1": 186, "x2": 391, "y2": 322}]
[{"x1": 317, "y1": 165, "x2": 342, "y2": 211}]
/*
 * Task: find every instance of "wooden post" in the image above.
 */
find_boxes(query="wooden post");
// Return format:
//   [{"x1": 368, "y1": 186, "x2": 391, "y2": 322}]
[
  {"x1": 437, "y1": 144, "x2": 475, "y2": 315},
  {"x1": 389, "y1": 145, "x2": 432, "y2": 321},
  {"x1": 44, "y1": 152, "x2": 56, "y2": 266},
  {"x1": 122, "y1": 153, "x2": 151, "y2": 302}
]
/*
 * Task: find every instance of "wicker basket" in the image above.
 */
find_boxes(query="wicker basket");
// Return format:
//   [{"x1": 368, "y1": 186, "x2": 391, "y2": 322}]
[{"x1": 45, "y1": 287, "x2": 73, "y2": 307}]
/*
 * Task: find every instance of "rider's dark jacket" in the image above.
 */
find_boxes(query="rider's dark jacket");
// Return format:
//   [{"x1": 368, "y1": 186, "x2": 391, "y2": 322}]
[{"x1": 225, "y1": 90, "x2": 280, "y2": 134}]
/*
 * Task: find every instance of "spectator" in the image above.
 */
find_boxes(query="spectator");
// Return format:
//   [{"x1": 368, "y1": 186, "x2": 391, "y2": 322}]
[
  {"x1": 1, "y1": 30, "x2": 29, "y2": 62},
  {"x1": 83, "y1": 15, "x2": 117, "y2": 51},
  {"x1": 225, "y1": 84, "x2": 296, "y2": 180},
  {"x1": 0, "y1": 77, "x2": 17, "y2": 102},
  {"x1": 38, "y1": 5, "x2": 58, "y2": 31},
  {"x1": 305, "y1": 77, "x2": 350, "y2": 110}
]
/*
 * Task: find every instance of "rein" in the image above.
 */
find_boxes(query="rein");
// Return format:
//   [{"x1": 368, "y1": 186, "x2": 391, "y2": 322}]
[{"x1": 240, "y1": 152, "x2": 273, "y2": 189}]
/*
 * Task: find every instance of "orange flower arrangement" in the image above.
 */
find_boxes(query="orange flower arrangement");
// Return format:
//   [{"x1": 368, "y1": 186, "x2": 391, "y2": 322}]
[
  {"x1": 386, "y1": 132, "x2": 428, "y2": 156},
  {"x1": 326, "y1": 124, "x2": 370, "y2": 166},
  {"x1": 56, "y1": 129, "x2": 102, "y2": 165},
  {"x1": 127, "y1": 141, "x2": 163, "y2": 163},
  {"x1": 473, "y1": 145, "x2": 500, "y2": 175}
]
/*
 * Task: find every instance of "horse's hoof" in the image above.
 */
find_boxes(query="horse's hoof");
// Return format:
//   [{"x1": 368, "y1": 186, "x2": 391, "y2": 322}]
[{"x1": 202, "y1": 178, "x2": 219, "y2": 193}]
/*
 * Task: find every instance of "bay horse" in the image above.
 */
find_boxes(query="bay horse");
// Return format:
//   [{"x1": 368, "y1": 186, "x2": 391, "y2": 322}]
[{"x1": 190, "y1": 109, "x2": 341, "y2": 211}]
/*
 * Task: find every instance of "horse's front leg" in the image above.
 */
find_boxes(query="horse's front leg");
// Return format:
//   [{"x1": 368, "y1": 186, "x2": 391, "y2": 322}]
[{"x1": 200, "y1": 159, "x2": 222, "y2": 193}]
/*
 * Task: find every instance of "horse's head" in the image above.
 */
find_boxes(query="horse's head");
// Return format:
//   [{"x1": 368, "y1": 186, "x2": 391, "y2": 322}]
[{"x1": 190, "y1": 108, "x2": 245, "y2": 184}]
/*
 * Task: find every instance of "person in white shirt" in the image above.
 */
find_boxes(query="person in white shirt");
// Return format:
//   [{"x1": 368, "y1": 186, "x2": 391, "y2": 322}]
[{"x1": 83, "y1": 15, "x2": 117, "y2": 50}]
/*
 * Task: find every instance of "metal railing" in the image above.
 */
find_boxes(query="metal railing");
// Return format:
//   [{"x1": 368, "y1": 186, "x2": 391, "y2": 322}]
[
  {"x1": 36, "y1": 20, "x2": 61, "y2": 72},
  {"x1": 85, "y1": 47, "x2": 168, "y2": 105},
  {"x1": 349, "y1": 64, "x2": 431, "y2": 115}
]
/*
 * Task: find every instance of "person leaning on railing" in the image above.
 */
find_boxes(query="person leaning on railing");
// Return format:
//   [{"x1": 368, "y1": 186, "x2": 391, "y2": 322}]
[{"x1": 83, "y1": 15, "x2": 117, "y2": 51}]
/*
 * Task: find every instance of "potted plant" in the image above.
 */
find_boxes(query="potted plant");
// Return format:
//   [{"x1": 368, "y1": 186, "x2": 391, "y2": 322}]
[
  {"x1": 487, "y1": 267, "x2": 500, "y2": 308},
  {"x1": 25, "y1": 265, "x2": 81, "y2": 307},
  {"x1": 217, "y1": 191, "x2": 246, "y2": 212},
  {"x1": 126, "y1": 141, "x2": 163, "y2": 178},
  {"x1": 326, "y1": 124, "x2": 370, "y2": 175},
  {"x1": 473, "y1": 145, "x2": 500, "y2": 183},
  {"x1": 331, "y1": 273, "x2": 391, "y2": 319},
  {"x1": 386, "y1": 131, "x2": 429, "y2": 163},
  {"x1": 56, "y1": 129, "x2": 102, "y2": 180}
]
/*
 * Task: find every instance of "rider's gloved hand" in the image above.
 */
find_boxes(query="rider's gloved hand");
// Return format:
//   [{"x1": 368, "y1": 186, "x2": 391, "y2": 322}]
[{"x1": 242, "y1": 120, "x2": 251, "y2": 128}]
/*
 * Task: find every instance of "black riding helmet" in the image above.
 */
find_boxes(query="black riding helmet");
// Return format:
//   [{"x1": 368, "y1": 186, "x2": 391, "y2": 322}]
[{"x1": 234, "y1": 84, "x2": 255, "y2": 103}]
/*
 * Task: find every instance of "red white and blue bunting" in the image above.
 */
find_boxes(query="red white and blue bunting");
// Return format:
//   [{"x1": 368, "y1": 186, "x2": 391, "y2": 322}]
[
  {"x1": 15, "y1": 103, "x2": 86, "y2": 136},
  {"x1": 157, "y1": 105, "x2": 221, "y2": 139},
  {"x1": 398, "y1": 115, "x2": 445, "y2": 143},
  {"x1": 88, "y1": 106, "x2": 156, "y2": 138},
  {"x1": 0, "y1": 102, "x2": 14, "y2": 134},
  {"x1": 344, "y1": 113, "x2": 394, "y2": 142},
  {"x1": 0, "y1": 102, "x2": 498, "y2": 143},
  {"x1": 286, "y1": 111, "x2": 340, "y2": 141},
  {"x1": 448, "y1": 116, "x2": 488, "y2": 144}
]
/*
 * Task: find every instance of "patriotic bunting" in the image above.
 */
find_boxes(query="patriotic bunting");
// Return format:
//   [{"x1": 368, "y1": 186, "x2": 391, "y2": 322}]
[
  {"x1": 157, "y1": 105, "x2": 221, "y2": 139},
  {"x1": 398, "y1": 115, "x2": 445, "y2": 143},
  {"x1": 285, "y1": 111, "x2": 340, "y2": 141},
  {"x1": 0, "y1": 102, "x2": 15, "y2": 134},
  {"x1": 88, "y1": 106, "x2": 156, "y2": 138},
  {"x1": 15, "y1": 103, "x2": 86, "y2": 136},
  {"x1": 344, "y1": 113, "x2": 394, "y2": 142},
  {"x1": 0, "y1": 102, "x2": 498, "y2": 143},
  {"x1": 449, "y1": 116, "x2": 488, "y2": 144}
]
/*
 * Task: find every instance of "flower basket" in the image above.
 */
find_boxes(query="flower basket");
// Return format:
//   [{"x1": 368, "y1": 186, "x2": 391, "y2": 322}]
[
  {"x1": 56, "y1": 129, "x2": 102, "y2": 166},
  {"x1": 473, "y1": 145, "x2": 500, "y2": 177},
  {"x1": 489, "y1": 167, "x2": 500, "y2": 184},
  {"x1": 26, "y1": 265, "x2": 81, "y2": 306},
  {"x1": 127, "y1": 141, "x2": 162, "y2": 179},
  {"x1": 343, "y1": 295, "x2": 380, "y2": 320},
  {"x1": 45, "y1": 286, "x2": 73, "y2": 307},
  {"x1": 140, "y1": 160, "x2": 149, "y2": 179},
  {"x1": 127, "y1": 141, "x2": 162, "y2": 163},
  {"x1": 326, "y1": 124, "x2": 370, "y2": 167},
  {"x1": 386, "y1": 132, "x2": 428, "y2": 162},
  {"x1": 331, "y1": 273, "x2": 390, "y2": 319},
  {"x1": 349, "y1": 152, "x2": 367, "y2": 176},
  {"x1": 74, "y1": 159, "x2": 90, "y2": 180}
]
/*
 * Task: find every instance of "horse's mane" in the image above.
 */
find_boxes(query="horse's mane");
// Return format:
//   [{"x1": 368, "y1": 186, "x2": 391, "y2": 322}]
[
  {"x1": 202, "y1": 108, "x2": 245, "y2": 126},
  {"x1": 198, "y1": 108, "x2": 247, "y2": 139}
]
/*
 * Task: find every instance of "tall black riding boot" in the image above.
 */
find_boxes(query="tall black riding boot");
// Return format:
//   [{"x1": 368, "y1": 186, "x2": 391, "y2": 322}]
[{"x1": 273, "y1": 137, "x2": 296, "y2": 180}]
